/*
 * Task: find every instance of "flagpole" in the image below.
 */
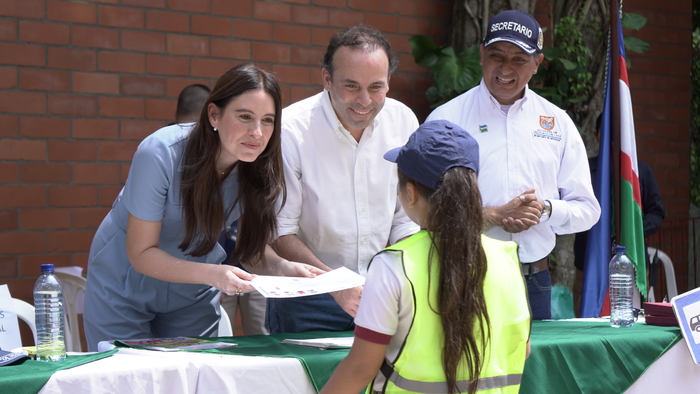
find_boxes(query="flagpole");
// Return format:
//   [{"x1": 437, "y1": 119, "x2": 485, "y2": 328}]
[{"x1": 610, "y1": 0, "x2": 621, "y2": 245}]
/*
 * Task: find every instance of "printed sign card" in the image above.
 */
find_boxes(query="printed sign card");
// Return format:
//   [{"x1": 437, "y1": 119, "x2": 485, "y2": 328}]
[
  {"x1": 0, "y1": 285, "x2": 23, "y2": 351},
  {"x1": 671, "y1": 286, "x2": 700, "y2": 364}
]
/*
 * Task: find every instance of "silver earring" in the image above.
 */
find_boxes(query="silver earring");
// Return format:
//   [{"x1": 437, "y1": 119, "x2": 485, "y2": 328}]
[{"x1": 213, "y1": 127, "x2": 218, "y2": 132}]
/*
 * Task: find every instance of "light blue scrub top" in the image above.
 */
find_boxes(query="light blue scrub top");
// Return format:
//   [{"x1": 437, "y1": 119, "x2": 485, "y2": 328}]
[{"x1": 83, "y1": 124, "x2": 241, "y2": 351}]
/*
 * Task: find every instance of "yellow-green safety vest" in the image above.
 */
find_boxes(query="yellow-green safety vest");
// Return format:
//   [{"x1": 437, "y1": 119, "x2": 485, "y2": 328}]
[{"x1": 367, "y1": 231, "x2": 530, "y2": 394}]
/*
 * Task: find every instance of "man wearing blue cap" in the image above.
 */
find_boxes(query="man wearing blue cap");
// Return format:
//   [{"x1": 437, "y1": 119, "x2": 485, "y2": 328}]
[{"x1": 426, "y1": 10, "x2": 601, "y2": 320}]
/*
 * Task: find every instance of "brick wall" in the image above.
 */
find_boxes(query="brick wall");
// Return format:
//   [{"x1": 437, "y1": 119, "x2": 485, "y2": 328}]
[{"x1": 0, "y1": 0, "x2": 692, "y2": 340}]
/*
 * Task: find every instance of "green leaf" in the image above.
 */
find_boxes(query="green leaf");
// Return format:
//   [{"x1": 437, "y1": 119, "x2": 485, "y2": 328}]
[
  {"x1": 559, "y1": 58, "x2": 577, "y2": 71},
  {"x1": 622, "y1": 13, "x2": 647, "y2": 31},
  {"x1": 624, "y1": 36, "x2": 652, "y2": 54},
  {"x1": 557, "y1": 77, "x2": 569, "y2": 96},
  {"x1": 409, "y1": 35, "x2": 440, "y2": 67}
]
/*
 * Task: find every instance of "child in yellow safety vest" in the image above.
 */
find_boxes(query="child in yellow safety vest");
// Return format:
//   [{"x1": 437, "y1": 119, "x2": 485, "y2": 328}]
[{"x1": 320, "y1": 120, "x2": 531, "y2": 394}]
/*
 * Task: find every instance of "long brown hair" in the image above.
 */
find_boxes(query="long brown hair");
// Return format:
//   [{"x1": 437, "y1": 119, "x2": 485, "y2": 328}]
[
  {"x1": 178, "y1": 64, "x2": 285, "y2": 267},
  {"x1": 398, "y1": 167, "x2": 489, "y2": 394}
]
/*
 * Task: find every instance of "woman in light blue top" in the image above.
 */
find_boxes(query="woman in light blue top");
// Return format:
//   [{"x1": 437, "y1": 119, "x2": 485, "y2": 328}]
[{"x1": 84, "y1": 64, "x2": 321, "y2": 351}]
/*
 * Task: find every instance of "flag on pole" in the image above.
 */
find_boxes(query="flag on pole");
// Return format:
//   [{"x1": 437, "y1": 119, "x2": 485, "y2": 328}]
[{"x1": 580, "y1": 7, "x2": 646, "y2": 318}]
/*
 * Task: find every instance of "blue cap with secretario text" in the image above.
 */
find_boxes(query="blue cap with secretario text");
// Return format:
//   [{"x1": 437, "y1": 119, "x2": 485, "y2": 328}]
[
  {"x1": 383, "y1": 120, "x2": 479, "y2": 190},
  {"x1": 483, "y1": 10, "x2": 543, "y2": 55}
]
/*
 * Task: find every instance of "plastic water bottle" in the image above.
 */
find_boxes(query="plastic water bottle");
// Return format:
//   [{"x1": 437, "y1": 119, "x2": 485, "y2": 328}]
[
  {"x1": 34, "y1": 264, "x2": 67, "y2": 361},
  {"x1": 609, "y1": 246, "x2": 635, "y2": 328}
]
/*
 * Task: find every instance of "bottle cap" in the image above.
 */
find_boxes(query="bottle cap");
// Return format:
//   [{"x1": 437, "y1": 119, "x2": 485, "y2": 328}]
[
  {"x1": 615, "y1": 246, "x2": 626, "y2": 254},
  {"x1": 40, "y1": 264, "x2": 54, "y2": 273}
]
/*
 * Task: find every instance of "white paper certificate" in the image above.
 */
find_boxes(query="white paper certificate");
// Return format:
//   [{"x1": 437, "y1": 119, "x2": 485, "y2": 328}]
[{"x1": 249, "y1": 267, "x2": 365, "y2": 298}]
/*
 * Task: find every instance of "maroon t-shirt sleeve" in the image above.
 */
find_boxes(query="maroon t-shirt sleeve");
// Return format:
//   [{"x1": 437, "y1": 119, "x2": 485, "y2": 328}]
[{"x1": 354, "y1": 324, "x2": 392, "y2": 345}]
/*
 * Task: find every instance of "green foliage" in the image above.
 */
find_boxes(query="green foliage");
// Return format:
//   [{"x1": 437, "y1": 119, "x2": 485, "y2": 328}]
[
  {"x1": 622, "y1": 13, "x2": 652, "y2": 55},
  {"x1": 409, "y1": 35, "x2": 482, "y2": 108}
]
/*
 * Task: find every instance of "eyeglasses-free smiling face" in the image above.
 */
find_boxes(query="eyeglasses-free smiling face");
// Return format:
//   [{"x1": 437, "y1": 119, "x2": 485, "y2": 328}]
[
  {"x1": 208, "y1": 88, "x2": 275, "y2": 172},
  {"x1": 480, "y1": 41, "x2": 543, "y2": 105},
  {"x1": 323, "y1": 46, "x2": 390, "y2": 138}
]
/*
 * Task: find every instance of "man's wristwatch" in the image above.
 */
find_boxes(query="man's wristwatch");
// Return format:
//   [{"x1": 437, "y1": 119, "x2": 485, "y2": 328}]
[{"x1": 541, "y1": 200, "x2": 552, "y2": 218}]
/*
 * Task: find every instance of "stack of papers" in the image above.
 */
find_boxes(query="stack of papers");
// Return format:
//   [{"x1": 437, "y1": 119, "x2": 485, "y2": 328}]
[
  {"x1": 250, "y1": 267, "x2": 365, "y2": 298},
  {"x1": 281, "y1": 337, "x2": 354, "y2": 350},
  {"x1": 115, "y1": 337, "x2": 237, "y2": 352}
]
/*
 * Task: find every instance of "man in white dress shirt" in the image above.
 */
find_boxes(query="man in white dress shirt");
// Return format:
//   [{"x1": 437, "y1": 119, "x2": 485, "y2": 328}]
[
  {"x1": 426, "y1": 10, "x2": 601, "y2": 319},
  {"x1": 268, "y1": 24, "x2": 420, "y2": 334}
]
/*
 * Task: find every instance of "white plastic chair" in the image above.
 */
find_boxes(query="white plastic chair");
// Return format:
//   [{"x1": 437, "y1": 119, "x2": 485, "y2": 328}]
[
  {"x1": 12, "y1": 298, "x2": 37, "y2": 345},
  {"x1": 647, "y1": 247, "x2": 678, "y2": 302},
  {"x1": 218, "y1": 304, "x2": 233, "y2": 336},
  {"x1": 54, "y1": 270, "x2": 87, "y2": 352}
]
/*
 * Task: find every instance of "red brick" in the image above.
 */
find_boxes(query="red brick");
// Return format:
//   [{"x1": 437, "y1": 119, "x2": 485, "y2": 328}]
[
  {"x1": 121, "y1": 75, "x2": 166, "y2": 97},
  {"x1": 121, "y1": 120, "x2": 164, "y2": 140},
  {"x1": 121, "y1": 30, "x2": 166, "y2": 53},
  {"x1": 72, "y1": 207, "x2": 110, "y2": 228},
  {"x1": 145, "y1": 98, "x2": 176, "y2": 120},
  {"x1": 0, "y1": 162, "x2": 18, "y2": 183},
  {"x1": 0, "y1": 186, "x2": 46, "y2": 208},
  {"x1": 20, "y1": 116, "x2": 71, "y2": 138},
  {"x1": 98, "y1": 141, "x2": 139, "y2": 161},
  {"x1": 384, "y1": 0, "x2": 416, "y2": 15},
  {"x1": 145, "y1": 10, "x2": 189, "y2": 33},
  {"x1": 273, "y1": 24, "x2": 310, "y2": 45},
  {"x1": 312, "y1": 0, "x2": 345, "y2": 6},
  {"x1": 399, "y1": 16, "x2": 431, "y2": 35},
  {"x1": 167, "y1": 34, "x2": 209, "y2": 56},
  {"x1": 48, "y1": 47, "x2": 96, "y2": 71},
  {"x1": 19, "y1": 69, "x2": 69, "y2": 91},
  {"x1": 210, "y1": 38, "x2": 250, "y2": 60},
  {"x1": 0, "y1": 66, "x2": 17, "y2": 89},
  {"x1": 122, "y1": 0, "x2": 166, "y2": 8},
  {"x1": 98, "y1": 185, "x2": 123, "y2": 206},
  {"x1": 386, "y1": 33, "x2": 411, "y2": 54},
  {"x1": 311, "y1": 27, "x2": 337, "y2": 46},
  {"x1": 212, "y1": 0, "x2": 251, "y2": 17},
  {"x1": 290, "y1": 46, "x2": 325, "y2": 66},
  {"x1": 290, "y1": 85, "x2": 322, "y2": 103},
  {"x1": 48, "y1": 94, "x2": 97, "y2": 117},
  {"x1": 0, "y1": 91, "x2": 46, "y2": 114},
  {"x1": 348, "y1": 0, "x2": 381, "y2": 12},
  {"x1": 20, "y1": 208, "x2": 71, "y2": 230},
  {"x1": 146, "y1": 55, "x2": 190, "y2": 76},
  {"x1": 252, "y1": 42, "x2": 290, "y2": 63},
  {"x1": 192, "y1": 15, "x2": 231, "y2": 37},
  {"x1": 366, "y1": 13, "x2": 399, "y2": 33},
  {"x1": 0, "y1": 43, "x2": 45, "y2": 67},
  {"x1": 71, "y1": 25, "x2": 119, "y2": 49},
  {"x1": 273, "y1": 64, "x2": 310, "y2": 85},
  {"x1": 98, "y1": 51, "x2": 145, "y2": 73},
  {"x1": 387, "y1": 72, "x2": 412, "y2": 91},
  {"x1": 47, "y1": 230, "x2": 95, "y2": 252},
  {"x1": 73, "y1": 163, "x2": 120, "y2": 184},
  {"x1": 19, "y1": 21, "x2": 70, "y2": 45},
  {"x1": 328, "y1": 9, "x2": 364, "y2": 27},
  {"x1": 276, "y1": 0, "x2": 307, "y2": 3},
  {"x1": 0, "y1": 209, "x2": 18, "y2": 231},
  {"x1": 167, "y1": 0, "x2": 209, "y2": 13},
  {"x1": 20, "y1": 162, "x2": 70, "y2": 184},
  {"x1": 98, "y1": 97, "x2": 144, "y2": 118},
  {"x1": 0, "y1": 115, "x2": 18, "y2": 137},
  {"x1": 233, "y1": 20, "x2": 272, "y2": 41},
  {"x1": 415, "y1": 0, "x2": 449, "y2": 19},
  {"x1": 21, "y1": 255, "x2": 72, "y2": 280},
  {"x1": 0, "y1": 255, "x2": 18, "y2": 278},
  {"x1": 98, "y1": 5, "x2": 144, "y2": 28},
  {"x1": 292, "y1": 5, "x2": 327, "y2": 25},
  {"x1": 48, "y1": 0, "x2": 96, "y2": 24},
  {"x1": 191, "y1": 57, "x2": 235, "y2": 78},
  {"x1": 72, "y1": 72, "x2": 120, "y2": 94},
  {"x1": 120, "y1": 164, "x2": 130, "y2": 183},
  {"x1": 48, "y1": 186, "x2": 97, "y2": 207},
  {"x1": 0, "y1": 0, "x2": 45, "y2": 18},
  {"x1": 72, "y1": 118, "x2": 119, "y2": 139},
  {"x1": 48, "y1": 140, "x2": 97, "y2": 162},
  {"x1": 0, "y1": 19, "x2": 16, "y2": 40},
  {"x1": 253, "y1": 2, "x2": 291, "y2": 22},
  {"x1": 166, "y1": 78, "x2": 211, "y2": 97},
  {"x1": 0, "y1": 231, "x2": 45, "y2": 254}
]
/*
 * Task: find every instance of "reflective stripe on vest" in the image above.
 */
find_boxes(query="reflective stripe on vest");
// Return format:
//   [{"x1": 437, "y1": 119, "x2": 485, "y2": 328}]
[{"x1": 370, "y1": 231, "x2": 530, "y2": 394}]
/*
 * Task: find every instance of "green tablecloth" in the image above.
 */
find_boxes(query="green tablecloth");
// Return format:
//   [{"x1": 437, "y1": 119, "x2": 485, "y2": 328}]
[
  {"x1": 522, "y1": 320, "x2": 682, "y2": 394},
  {"x1": 0, "y1": 349, "x2": 118, "y2": 394}
]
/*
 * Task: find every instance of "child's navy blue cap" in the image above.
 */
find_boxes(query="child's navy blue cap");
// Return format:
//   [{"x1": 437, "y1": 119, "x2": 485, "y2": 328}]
[
  {"x1": 483, "y1": 10, "x2": 543, "y2": 55},
  {"x1": 384, "y1": 120, "x2": 479, "y2": 190}
]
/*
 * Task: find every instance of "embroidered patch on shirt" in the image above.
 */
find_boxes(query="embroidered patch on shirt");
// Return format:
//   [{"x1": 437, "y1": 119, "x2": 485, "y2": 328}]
[
  {"x1": 479, "y1": 125, "x2": 488, "y2": 133},
  {"x1": 533, "y1": 128, "x2": 562, "y2": 142},
  {"x1": 539, "y1": 116, "x2": 555, "y2": 130}
]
